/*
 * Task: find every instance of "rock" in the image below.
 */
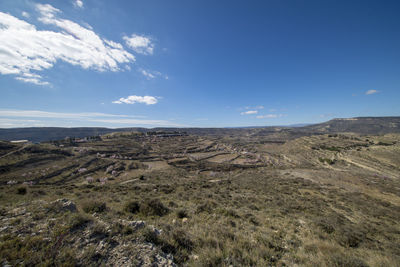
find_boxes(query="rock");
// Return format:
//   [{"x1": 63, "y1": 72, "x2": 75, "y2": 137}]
[
  {"x1": 120, "y1": 219, "x2": 146, "y2": 230},
  {"x1": 106, "y1": 165, "x2": 114, "y2": 174},
  {"x1": 150, "y1": 225, "x2": 162, "y2": 236},
  {"x1": 78, "y1": 168, "x2": 87, "y2": 173},
  {"x1": 182, "y1": 218, "x2": 188, "y2": 223}
]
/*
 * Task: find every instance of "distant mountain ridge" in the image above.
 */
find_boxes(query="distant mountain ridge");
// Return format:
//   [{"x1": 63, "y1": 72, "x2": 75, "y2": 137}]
[
  {"x1": 299, "y1": 117, "x2": 400, "y2": 134},
  {"x1": 0, "y1": 116, "x2": 399, "y2": 142}
]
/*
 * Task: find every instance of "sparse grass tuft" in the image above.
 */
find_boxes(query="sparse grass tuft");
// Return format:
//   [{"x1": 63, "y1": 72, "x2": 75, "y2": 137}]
[
  {"x1": 140, "y1": 199, "x2": 169, "y2": 216},
  {"x1": 68, "y1": 213, "x2": 92, "y2": 231},
  {"x1": 81, "y1": 200, "x2": 106, "y2": 213}
]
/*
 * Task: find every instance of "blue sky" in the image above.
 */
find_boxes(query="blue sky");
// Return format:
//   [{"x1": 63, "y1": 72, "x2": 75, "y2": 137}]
[{"x1": 0, "y1": 0, "x2": 399, "y2": 128}]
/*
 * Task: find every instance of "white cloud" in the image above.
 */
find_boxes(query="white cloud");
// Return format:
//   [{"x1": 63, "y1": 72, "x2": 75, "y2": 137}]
[
  {"x1": 241, "y1": 110, "x2": 258, "y2": 115},
  {"x1": 0, "y1": 109, "x2": 181, "y2": 127},
  {"x1": 139, "y1": 68, "x2": 167, "y2": 80},
  {"x1": 89, "y1": 118, "x2": 181, "y2": 126},
  {"x1": 243, "y1": 105, "x2": 264, "y2": 110},
  {"x1": 123, "y1": 34, "x2": 154, "y2": 55},
  {"x1": 73, "y1": 0, "x2": 84, "y2": 9},
  {"x1": 140, "y1": 69, "x2": 155, "y2": 79},
  {"x1": 15, "y1": 74, "x2": 50, "y2": 86},
  {"x1": 0, "y1": 4, "x2": 134, "y2": 85},
  {"x1": 21, "y1": 11, "x2": 30, "y2": 18},
  {"x1": 256, "y1": 114, "x2": 284, "y2": 119},
  {"x1": 112, "y1": 95, "x2": 158, "y2": 105},
  {"x1": 365, "y1": 89, "x2": 379, "y2": 95},
  {"x1": 0, "y1": 109, "x2": 145, "y2": 119}
]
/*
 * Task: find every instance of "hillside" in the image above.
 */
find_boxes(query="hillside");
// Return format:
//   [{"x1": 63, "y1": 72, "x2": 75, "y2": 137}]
[
  {"x1": 299, "y1": 117, "x2": 400, "y2": 134},
  {"x1": 0, "y1": 117, "x2": 399, "y2": 143}
]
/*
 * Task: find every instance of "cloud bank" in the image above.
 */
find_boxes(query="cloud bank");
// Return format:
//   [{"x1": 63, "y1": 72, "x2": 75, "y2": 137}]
[
  {"x1": 0, "y1": 109, "x2": 181, "y2": 128},
  {"x1": 0, "y1": 4, "x2": 134, "y2": 85}
]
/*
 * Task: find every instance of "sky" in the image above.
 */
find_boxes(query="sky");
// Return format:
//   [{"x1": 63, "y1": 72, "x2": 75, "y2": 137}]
[{"x1": 0, "y1": 0, "x2": 399, "y2": 128}]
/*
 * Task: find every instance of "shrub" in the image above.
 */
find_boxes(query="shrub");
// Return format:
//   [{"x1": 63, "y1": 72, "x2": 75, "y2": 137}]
[
  {"x1": 122, "y1": 226, "x2": 134, "y2": 235},
  {"x1": 172, "y1": 229, "x2": 194, "y2": 251},
  {"x1": 69, "y1": 213, "x2": 92, "y2": 230},
  {"x1": 317, "y1": 218, "x2": 335, "y2": 234},
  {"x1": 81, "y1": 200, "x2": 106, "y2": 213},
  {"x1": 0, "y1": 235, "x2": 77, "y2": 266},
  {"x1": 320, "y1": 145, "x2": 341, "y2": 152},
  {"x1": 16, "y1": 187, "x2": 27, "y2": 195},
  {"x1": 90, "y1": 223, "x2": 108, "y2": 238},
  {"x1": 377, "y1": 141, "x2": 392, "y2": 146},
  {"x1": 124, "y1": 201, "x2": 140, "y2": 214},
  {"x1": 176, "y1": 209, "x2": 188, "y2": 218},
  {"x1": 329, "y1": 252, "x2": 369, "y2": 267},
  {"x1": 319, "y1": 158, "x2": 336, "y2": 165},
  {"x1": 196, "y1": 200, "x2": 217, "y2": 213},
  {"x1": 143, "y1": 228, "x2": 160, "y2": 244},
  {"x1": 140, "y1": 199, "x2": 169, "y2": 216}
]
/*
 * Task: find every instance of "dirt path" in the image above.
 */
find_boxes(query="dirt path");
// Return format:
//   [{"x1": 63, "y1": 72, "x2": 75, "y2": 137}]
[{"x1": 339, "y1": 156, "x2": 400, "y2": 178}]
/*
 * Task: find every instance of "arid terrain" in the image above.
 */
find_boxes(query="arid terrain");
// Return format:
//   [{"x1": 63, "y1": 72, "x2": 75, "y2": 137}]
[{"x1": 1, "y1": 118, "x2": 400, "y2": 266}]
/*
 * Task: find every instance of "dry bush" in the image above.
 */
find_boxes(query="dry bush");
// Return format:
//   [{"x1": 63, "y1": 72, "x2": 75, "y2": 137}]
[{"x1": 140, "y1": 199, "x2": 169, "y2": 216}]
